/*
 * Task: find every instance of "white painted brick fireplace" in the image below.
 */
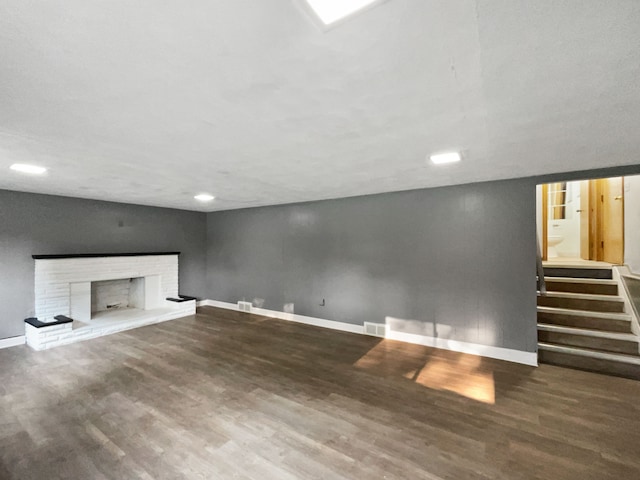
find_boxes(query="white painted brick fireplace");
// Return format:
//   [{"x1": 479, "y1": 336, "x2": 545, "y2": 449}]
[
  {"x1": 35, "y1": 254, "x2": 178, "y2": 322},
  {"x1": 27, "y1": 253, "x2": 195, "y2": 350}
]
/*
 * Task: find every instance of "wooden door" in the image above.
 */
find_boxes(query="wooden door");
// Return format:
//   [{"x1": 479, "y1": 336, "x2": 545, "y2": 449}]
[
  {"x1": 593, "y1": 180, "x2": 603, "y2": 260},
  {"x1": 601, "y1": 177, "x2": 624, "y2": 264},
  {"x1": 541, "y1": 183, "x2": 548, "y2": 260},
  {"x1": 580, "y1": 180, "x2": 590, "y2": 260}
]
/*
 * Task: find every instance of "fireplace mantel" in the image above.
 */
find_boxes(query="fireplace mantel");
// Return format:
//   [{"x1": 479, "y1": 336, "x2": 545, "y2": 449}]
[{"x1": 32, "y1": 252, "x2": 180, "y2": 260}]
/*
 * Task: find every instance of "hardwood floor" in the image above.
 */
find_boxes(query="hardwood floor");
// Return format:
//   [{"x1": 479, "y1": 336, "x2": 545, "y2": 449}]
[{"x1": 1, "y1": 306, "x2": 640, "y2": 479}]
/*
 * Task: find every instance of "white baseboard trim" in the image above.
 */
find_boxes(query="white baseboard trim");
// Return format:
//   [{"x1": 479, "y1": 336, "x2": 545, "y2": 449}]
[
  {"x1": 0, "y1": 335, "x2": 26, "y2": 350},
  {"x1": 198, "y1": 299, "x2": 221, "y2": 309},
  {"x1": 198, "y1": 299, "x2": 538, "y2": 366},
  {"x1": 385, "y1": 330, "x2": 538, "y2": 366},
  {"x1": 198, "y1": 299, "x2": 363, "y2": 335}
]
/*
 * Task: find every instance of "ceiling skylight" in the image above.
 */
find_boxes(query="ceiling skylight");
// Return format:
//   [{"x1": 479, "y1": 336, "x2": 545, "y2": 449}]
[
  {"x1": 10, "y1": 163, "x2": 47, "y2": 174},
  {"x1": 430, "y1": 152, "x2": 462, "y2": 165},
  {"x1": 305, "y1": 0, "x2": 381, "y2": 25}
]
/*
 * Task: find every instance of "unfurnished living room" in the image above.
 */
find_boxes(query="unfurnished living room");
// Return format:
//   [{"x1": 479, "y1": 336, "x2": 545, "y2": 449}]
[{"x1": 1, "y1": 1, "x2": 640, "y2": 479}]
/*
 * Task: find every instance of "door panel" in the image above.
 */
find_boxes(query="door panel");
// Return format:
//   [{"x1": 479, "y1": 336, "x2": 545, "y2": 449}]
[
  {"x1": 595, "y1": 179, "x2": 604, "y2": 261},
  {"x1": 602, "y1": 177, "x2": 624, "y2": 264},
  {"x1": 541, "y1": 183, "x2": 548, "y2": 260},
  {"x1": 580, "y1": 181, "x2": 590, "y2": 260}
]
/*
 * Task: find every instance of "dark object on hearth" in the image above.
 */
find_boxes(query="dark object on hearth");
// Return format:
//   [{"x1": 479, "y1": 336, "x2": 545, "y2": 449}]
[{"x1": 25, "y1": 316, "x2": 73, "y2": 328}]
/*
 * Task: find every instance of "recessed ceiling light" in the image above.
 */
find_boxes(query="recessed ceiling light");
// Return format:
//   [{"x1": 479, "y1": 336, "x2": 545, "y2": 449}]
[
  {"x1": 10, "y1": 163, "x2": 47, "y2": 174},
  {"x1": 194, "y1": 194, "x2": 215, "y2": 202},
  {"x1": 430, "y1": 152, "x2": 461, "y2": 165},
  {"x1": 305, "y1": 0, "x2": 381, "y2": 25}
]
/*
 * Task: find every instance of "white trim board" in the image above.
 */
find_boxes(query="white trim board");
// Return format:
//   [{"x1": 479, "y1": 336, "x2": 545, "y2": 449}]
[
  {"x1": 197, "y1": 300, "x2": 538, "y2": 367},
  {"x1": 613, "y1": 266, "x2": 640, "y2": 336},
  {"x1": 386, "y1": 330, "x2": 538, "y2": 366},
  {"x1": 198, "y1": 299, "x2": 363, "y2": 335},
  {"x1": 0, "y1": 335, "x2": 25, "y2": 350}
]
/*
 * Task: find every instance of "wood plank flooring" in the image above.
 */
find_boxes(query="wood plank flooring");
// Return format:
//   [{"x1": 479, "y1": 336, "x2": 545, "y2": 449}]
[{"x1": 1, "y1": 306, "x2": 640, "y2": 479}]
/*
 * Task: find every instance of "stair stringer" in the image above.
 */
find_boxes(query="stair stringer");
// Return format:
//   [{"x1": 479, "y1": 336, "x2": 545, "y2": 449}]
[{"x1": 613, "y1": 266, "x2": 640, "y2": 343}]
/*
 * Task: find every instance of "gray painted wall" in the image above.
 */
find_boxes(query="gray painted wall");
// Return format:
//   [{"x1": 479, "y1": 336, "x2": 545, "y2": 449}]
[
  {"x1": 207, "y1": 178, "x2": 538, "y2": 353},
  {"x1": 0, "y1": 189, "x2": 207, "y2": 339}
]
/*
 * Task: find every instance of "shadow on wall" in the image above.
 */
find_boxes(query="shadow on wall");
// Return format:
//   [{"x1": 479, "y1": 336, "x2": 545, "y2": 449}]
[
  {"x1": 385, "y1": 316, "x2": 454, "y2": 340},
  {"x1": 385, "y1": 315, "x2": 498, "y2": 354}
]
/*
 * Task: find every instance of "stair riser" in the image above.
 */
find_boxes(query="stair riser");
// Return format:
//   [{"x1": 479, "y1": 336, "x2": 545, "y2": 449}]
[
  {"x1": 537, "y1": 296, "x2": 624, "y2": 313},
  {"x1": 539, "y1": 350, "x2": 640, "y2": 380},
  {"x1": 544, "y1": 282, "x2": 618, "y2": 296},
  {"x1": 537, "y1": 312, "x2": 631, "y2": 333},
  {"x1": 543, "y1": 268, "x2": 613, "y2": 279},
  {"x1": 538, "y1": 331, "x2": 640, "y2": 356}
]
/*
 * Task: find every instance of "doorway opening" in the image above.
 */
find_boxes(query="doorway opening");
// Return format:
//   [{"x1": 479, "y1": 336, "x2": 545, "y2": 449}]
[
  {"x1": 537, "y1": 177, "x2": 625, "y2": 264},
  {"x1": 535, "y1": 174, "x2": 640, "y2": 378}
]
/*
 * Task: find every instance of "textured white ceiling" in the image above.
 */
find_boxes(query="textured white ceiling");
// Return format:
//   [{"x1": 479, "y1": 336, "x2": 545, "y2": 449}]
[{"x1": 1, "y1": 0, "x2": 639, "y2": 212}]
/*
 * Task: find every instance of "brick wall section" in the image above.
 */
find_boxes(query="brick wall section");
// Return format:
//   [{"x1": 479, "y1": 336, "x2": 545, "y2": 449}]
[
  {"x1": 25, "y1": 323, "x2": 72, "y2": 350},
  {"x1": 34, "y1": 255, "x2": 179, "y2": 322}
]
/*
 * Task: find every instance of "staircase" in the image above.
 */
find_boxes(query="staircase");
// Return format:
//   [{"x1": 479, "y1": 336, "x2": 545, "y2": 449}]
[{"x1": 537, "y1": 265, "x2": 640, "y2": 380}]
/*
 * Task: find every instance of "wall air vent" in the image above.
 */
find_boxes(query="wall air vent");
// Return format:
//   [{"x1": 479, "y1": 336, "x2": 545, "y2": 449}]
[
  {"x1": 237, "y1": 301, "x2": 252, "y2": 312},
  {"x1": 363, "y1": 322, "x2": 387, "y2": 338}
]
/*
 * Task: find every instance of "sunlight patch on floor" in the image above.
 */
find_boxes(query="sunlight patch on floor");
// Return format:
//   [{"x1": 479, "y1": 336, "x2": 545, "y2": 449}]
[
  {"x1": 404, "y1": 356, "x2": 495, "y2": 404},
  {"x1": 354, "y1": 341, "x2": 496, "y2": 404}
]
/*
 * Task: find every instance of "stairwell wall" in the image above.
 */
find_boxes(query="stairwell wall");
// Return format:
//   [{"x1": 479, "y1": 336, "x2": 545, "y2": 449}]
[{"x1": 624, "y1": 175, "x2": 640, "y2": 274}]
